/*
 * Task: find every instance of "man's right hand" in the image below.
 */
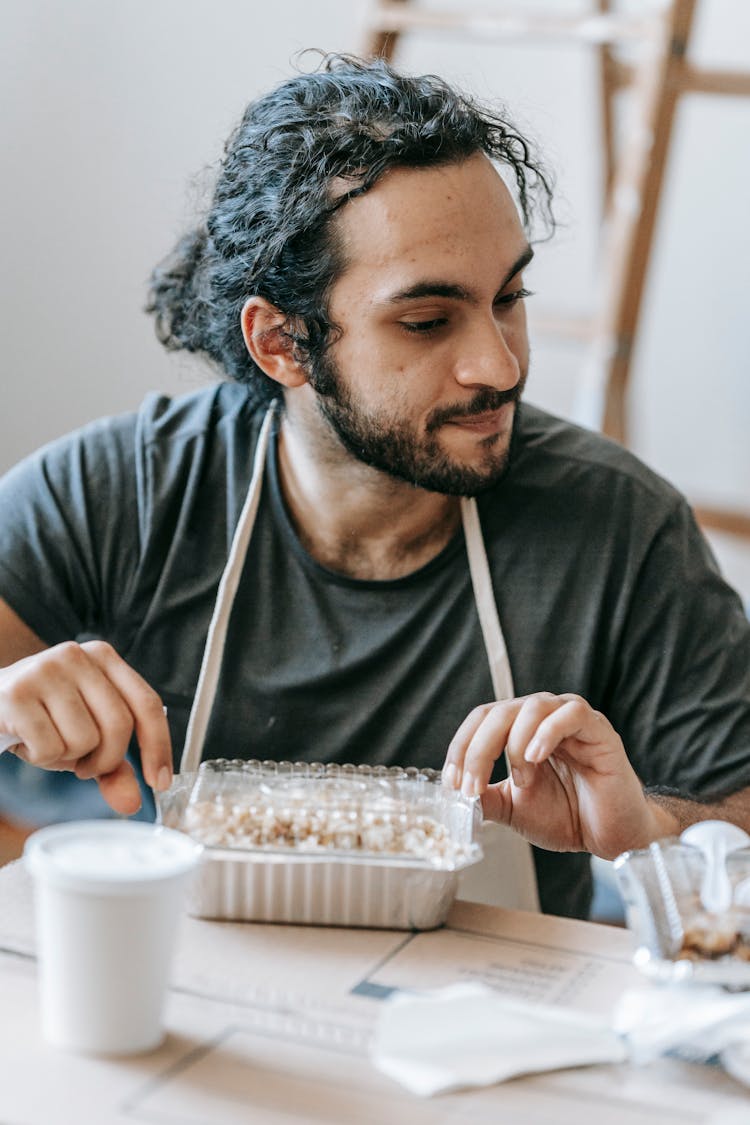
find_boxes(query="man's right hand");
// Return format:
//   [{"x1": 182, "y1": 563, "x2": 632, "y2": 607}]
[{"x1": 0, "y1": 640, "x2": 173, "y2": 815}]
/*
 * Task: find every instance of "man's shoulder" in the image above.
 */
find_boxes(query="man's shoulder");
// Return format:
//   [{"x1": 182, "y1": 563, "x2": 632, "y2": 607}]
[
  {"x1": 135, "y1": 381, "x2": 264, "y2": 449},
  {"x1": 2, "y1": 383, "x2": 263, "y2": 493},
  {"x1": 510, "y1": 402, "x2": 683, "y2": 510}
]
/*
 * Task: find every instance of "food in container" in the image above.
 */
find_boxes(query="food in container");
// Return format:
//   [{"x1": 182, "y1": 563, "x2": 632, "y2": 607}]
[
  {"x1": 614, "y1": 832, "x2": 750, "y2": 986},
  {"x1": 156, "y1": 760, "x2": 483, "y2": 930}
]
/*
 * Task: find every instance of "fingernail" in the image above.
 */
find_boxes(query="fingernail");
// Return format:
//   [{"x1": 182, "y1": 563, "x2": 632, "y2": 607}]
[
  {"x1": 525, "y1": 739, "x2": 542, "y2": 763},
  {"x1": 156, "y1": 766, "x2": 173, "y2": 792},
  {"x1": 511, "y1": 765, "x2": 529, "y2": 788},
  {"x1": 442, "y1": 763, "x2": 458, "y2": 789},
  {"x1": 461, "y1": 771, "x2": 475, "y2": 797}
]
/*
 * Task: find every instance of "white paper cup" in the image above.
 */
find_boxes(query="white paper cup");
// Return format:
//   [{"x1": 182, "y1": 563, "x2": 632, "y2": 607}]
[{"x1": 24, "y1": 819, "x2": 203, "y2": 1055}]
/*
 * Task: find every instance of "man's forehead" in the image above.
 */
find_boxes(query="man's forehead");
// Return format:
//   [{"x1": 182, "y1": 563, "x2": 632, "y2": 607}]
[{"x1": 331, "y1": 155, "x2": 528, "y2": 296}]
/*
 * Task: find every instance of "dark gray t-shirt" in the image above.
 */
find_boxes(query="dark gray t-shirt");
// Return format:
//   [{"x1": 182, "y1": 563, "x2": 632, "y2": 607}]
[{"x1": 2, "y1": 383, "x2": 749, "y2": 917}]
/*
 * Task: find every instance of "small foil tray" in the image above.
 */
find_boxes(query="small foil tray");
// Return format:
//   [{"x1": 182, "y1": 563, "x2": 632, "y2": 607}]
[
  {"x1": 156, "y1": 760, "x2": 483, "y2": 930},
  {"x1": 614, "y1": 837, "x2": 750, "y2": 987}
]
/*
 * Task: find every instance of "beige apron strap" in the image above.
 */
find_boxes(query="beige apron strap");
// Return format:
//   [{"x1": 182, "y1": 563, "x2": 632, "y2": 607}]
[
  {"x1": 459, "y1": 497, "x2": 541, "y2": 913},
  {"x1": 180, "y1": 405, "x2": 277, "y2": 774},
  {"x1": 460, "y1": 498, "x2": 514, "y2": 703}
]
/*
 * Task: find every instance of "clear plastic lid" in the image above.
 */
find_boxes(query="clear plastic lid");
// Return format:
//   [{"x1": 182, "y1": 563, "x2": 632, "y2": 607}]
[
  {"x1": 24, "y1": 820, "x2": 203, "y2": 893},
  {"x1": 157, "y1": 759, "x2": 481, "y2": 868}
]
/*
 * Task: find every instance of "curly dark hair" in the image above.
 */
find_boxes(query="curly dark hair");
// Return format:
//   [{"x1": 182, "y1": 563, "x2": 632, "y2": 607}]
[{"x1": 146, "y1": 52, "x2": 555, "y2": 405}]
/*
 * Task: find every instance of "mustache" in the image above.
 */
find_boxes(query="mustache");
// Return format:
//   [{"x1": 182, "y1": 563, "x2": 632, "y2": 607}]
[{"x1": 425, "y1": 383, "x2": 524, "y2": 433}]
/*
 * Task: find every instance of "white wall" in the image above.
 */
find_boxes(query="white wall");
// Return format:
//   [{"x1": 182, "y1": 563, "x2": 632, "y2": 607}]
[{"x1": 1, "y1": 0, "x2": 748, "y2": 597}]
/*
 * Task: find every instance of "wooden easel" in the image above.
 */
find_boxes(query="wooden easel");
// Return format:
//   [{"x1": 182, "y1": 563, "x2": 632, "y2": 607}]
[{"x1": 362, "y1": 0, "x2": 750, "y2": 539}]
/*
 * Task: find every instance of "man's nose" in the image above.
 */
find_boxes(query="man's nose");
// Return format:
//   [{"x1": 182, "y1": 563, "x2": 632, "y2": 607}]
[{"x1": 453, "y1": 321, "x2": 523, "y2": 391}]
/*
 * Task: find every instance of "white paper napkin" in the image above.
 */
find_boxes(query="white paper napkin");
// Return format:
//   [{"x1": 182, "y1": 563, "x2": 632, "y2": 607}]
[
  {"x1": 613, "y1": 984, "x2": 750, "y2": 1065},
  {"x1": 370, "y1": 982, "x2": 626, "y2": 1096}
]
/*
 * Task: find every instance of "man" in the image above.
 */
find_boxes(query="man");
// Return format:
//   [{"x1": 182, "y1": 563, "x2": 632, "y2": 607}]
[{"x1": 0, "y1": 54, "x2": 748, "y2": 917}]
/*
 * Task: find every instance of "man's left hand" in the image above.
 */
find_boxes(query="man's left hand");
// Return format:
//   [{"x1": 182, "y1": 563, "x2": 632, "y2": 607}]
[{"x1": 443, "y1": 693, "x2": 667, "y2": 859}]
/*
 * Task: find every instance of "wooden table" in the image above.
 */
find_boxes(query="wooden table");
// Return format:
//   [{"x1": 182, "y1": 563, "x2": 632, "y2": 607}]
[{"x1": 1, "y1": 859, "x2": 747, "y2": 1124}]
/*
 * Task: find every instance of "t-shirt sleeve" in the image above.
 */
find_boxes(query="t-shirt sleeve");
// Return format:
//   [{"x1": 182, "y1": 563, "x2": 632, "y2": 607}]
[
  {"x1": 605, "y1": 496, "x2": 750, "y2": 799},
  {"x1": 0, "y1": 413, "x2": 141, "y2": 646}
]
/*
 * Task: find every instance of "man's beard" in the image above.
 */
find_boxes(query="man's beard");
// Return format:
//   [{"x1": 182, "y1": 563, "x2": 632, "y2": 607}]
[{"x1": 308, "y1": 351, "x2": 527, "y2": 496}]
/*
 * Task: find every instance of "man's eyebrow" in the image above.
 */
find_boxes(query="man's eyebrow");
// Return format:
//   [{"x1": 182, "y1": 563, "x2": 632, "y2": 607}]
[{"x1": 385, "y1": 244, "x2": 534, "y2": 304}]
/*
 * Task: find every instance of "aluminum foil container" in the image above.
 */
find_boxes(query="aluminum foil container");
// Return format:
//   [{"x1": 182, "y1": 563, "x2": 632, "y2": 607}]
[
  {"x1": 614, "y1": 837, "x2": 750, "y2": 986},
  {"x1": 156, "y1": 760, "x2": 483, "y2": 930}
]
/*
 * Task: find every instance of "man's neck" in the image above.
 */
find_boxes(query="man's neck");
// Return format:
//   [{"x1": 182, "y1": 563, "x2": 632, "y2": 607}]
[{"x1": 276, "y1": 411, "x2": 461, "y2": 582}]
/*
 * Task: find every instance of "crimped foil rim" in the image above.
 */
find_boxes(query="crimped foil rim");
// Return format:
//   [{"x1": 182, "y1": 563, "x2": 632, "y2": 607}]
[{"x1": 198, "y1": 842, "x2": 483, "y2": 872}]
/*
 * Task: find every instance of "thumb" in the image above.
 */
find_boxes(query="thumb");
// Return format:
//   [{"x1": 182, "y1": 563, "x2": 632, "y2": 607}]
[{"x1": 480, "y1": 779, "x2": 514, "y2": 825}]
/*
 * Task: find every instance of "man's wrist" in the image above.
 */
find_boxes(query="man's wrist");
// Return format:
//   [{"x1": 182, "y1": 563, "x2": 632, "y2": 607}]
[
  {"x1": 642, "y1": 794, "x2": 683, "y2": 841},
  {"x1": 600, "y1": 792, "x2": 682, "y2": 857}
]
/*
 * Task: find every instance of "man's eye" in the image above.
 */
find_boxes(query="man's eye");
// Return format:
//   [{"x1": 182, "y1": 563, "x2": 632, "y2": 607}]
[
  {"x1": 495, "y1": 287, "x2": 534, "y2": 307},
  {"x1": 400, "y1": 318, "x2": 448, "y2": 334}
]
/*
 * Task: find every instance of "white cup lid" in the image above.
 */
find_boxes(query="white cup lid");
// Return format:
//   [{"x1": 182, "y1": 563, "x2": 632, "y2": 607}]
[{"x1": 24, "y1": 820, "x2": 203, "y2": 894}]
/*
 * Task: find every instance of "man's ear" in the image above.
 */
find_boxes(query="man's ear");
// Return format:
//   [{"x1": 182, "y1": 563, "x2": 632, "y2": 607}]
[{"x1": 240, "y1": 297, "x2": 308, "y2": 389}]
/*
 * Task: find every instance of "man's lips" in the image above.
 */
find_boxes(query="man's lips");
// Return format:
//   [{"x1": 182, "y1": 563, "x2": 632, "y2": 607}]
[{"x1": 443, "y1": 404, "x2": 513, "y2": 434}]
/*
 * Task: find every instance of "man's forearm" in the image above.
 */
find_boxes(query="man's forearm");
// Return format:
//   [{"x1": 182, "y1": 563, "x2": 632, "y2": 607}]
[{"x1": 644, "y1": 784, "x2": 750, "y2": 840}]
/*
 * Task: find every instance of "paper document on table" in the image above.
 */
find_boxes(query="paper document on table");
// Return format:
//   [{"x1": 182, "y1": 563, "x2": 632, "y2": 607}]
[{"x1": 350, "y1": 900, "x2": 640, "y2": 1015}]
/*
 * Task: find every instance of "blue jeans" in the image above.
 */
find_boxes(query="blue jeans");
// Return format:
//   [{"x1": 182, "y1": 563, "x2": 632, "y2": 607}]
[{"x1": 0, "y1": 752, "x2": 155, "y2": 826}]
